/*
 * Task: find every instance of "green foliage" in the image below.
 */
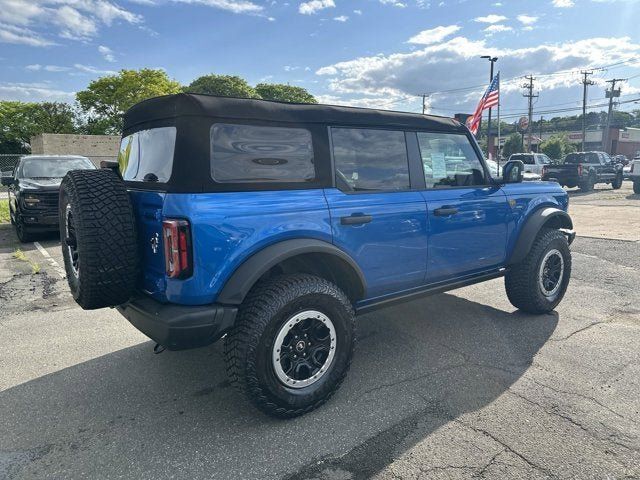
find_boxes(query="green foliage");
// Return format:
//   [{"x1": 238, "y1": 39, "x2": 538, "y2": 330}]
[
  {"x1": 539, "y1": 134, "x2": 576, "y2": 161},
  {"x1": 76, "y1": 69, "x2": 182, "y2": 134},
  {"x1": 254, "y1": 83, "x2": 317, "y2": 103},
  {"x1": 502, "y1": 133, "x2": 524, "y2": 158},
  {"x1": 0, "y1": 101, "x2": 77, "y2": 152},
  {"x1": 185, "y1": 74, "x2": 259, "y2": 99},
  {"x1": 0, "y1": 199, "x2": 9, "y2": 223}
]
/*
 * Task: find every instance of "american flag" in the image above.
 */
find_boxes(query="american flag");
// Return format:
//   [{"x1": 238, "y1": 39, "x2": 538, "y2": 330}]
[{"x1": 466, "y1": 73, "x2": 500, "y2": 136}]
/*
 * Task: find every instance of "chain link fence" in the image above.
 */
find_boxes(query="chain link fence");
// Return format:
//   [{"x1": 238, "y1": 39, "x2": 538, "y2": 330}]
[{"x1": 0, "y1": 154, "x2": 23, "y2": 172}]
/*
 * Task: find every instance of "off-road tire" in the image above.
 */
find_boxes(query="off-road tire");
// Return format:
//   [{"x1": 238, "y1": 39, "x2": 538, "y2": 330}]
[
  {"x1": 224, "y1": 274, "x2": 356, "y2": 418},
  {"x1": 612, "y1": 173, "x2": 623, "y2": 190},
  {"x1": 579, "y1": 174, "x2": 595, "y2": 192},
  {"x1": 505, "y1": 228, "x2": 571, "y2": 314},
  {"x1": 15, "y1": 218, "x2": 36, "y2": 243},
  {"x1": 634, "y1": 180, "x2": 640, "y2": 194},
  {"x1": 59, "y1": 169, "x2": 138, "y2": 310}
]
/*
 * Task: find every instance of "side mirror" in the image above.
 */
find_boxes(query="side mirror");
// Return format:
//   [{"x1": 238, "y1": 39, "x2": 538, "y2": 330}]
[{"x1": 502, "y1": 160, "x2": 524, "y2": 184}]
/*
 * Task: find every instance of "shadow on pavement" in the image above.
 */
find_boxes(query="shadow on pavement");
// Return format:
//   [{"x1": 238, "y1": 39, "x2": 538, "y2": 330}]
[{"x1": 0, "y1": 293, "x2": 558, "y2": 479}]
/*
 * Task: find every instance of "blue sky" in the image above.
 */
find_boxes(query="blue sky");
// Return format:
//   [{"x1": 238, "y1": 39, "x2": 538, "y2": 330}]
[{"x1": 1, "y1": 0, "x2": 640, "y2": 122}]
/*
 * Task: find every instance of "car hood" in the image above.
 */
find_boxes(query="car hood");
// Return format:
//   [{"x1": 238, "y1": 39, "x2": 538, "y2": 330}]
[{"x1": 19, "y1": 177, "x2": 62, "y2": 190}]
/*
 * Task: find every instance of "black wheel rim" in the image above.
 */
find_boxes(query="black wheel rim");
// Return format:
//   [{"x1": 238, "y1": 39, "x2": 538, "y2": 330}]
[
  {"x1": 272, "y1": 310, "x2": 336, "y2": 388},
  {"x1": 538, "y1": 249, "x2": 564, "y2": 298},
  {"x1": 65, "y1": 204, "x2": 80, "y2": 278}
]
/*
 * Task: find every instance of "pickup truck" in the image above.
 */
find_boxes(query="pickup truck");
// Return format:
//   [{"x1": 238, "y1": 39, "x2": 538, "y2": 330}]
[
  {"x1": 542, "y1": 151, "x2": 624, "y2": 191},
  {"x1": 630, "y1": 157, "x2": 640, "y2": 194},
  {"x1": 508, "y1": 153, "x2": 552, "y2": 176}
]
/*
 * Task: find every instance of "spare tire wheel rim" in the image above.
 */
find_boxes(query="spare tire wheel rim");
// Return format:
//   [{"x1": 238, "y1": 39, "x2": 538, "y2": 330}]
[
  {"x1": 65, "y1": 204, "x2": 80, "y2": 278},
  {"x1": 272, "y1": 310, "x2": 337, "y2": 389},
  {"x1": 539, "y1": 248, "x2": 564, "y2": 298}
]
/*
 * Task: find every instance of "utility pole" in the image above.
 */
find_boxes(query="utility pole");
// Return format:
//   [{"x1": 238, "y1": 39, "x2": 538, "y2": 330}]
[
  {"x1": 422, "y1": 94, "x2": 428, "y2": 114},
  {"x1": 481, "y1": 55, "x2": 498, "y2": 157},
  {"x1": 522, "y1": 75, "x2": 538, "y2": 152},
  {"x1": 603, "y1": 78, "x2": 623, "y2": 154},
  {"x1": 539, "y1": 116, "x2": 544, "y2": 148},
  {"x1": 581, "y1": 70, "x2": 594, "y2": 152}
]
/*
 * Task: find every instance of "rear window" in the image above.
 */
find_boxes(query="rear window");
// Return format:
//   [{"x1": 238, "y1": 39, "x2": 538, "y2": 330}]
[
  {"x1": 118, "y1": 127, "x2": 176, "y2": 183},
  {"x1": 331, "y1": 128, "x2": 410, "y2": 191},
  {"x1": 210, "y1": 124, "x2": 315, "y2": 183},
  {"x1": 565, "y1": 152, "x2": 598, "y2": 164},
  {"x1": 510, "y1": 154, "x2": 535, "y2": 165}
]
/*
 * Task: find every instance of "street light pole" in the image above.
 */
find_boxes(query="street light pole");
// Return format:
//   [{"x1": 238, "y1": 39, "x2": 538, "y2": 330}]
[{"x1": 481, "y1": 56, "x2": 498, "y2": 158}]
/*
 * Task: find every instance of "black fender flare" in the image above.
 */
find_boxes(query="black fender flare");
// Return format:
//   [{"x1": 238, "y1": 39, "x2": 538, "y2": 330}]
[
  {"x1": 217, "y1": 238, "x2": 367, "y2": 305},
  {"x1": 508, "y1": 207, "x2": 574, "y2": 265}
]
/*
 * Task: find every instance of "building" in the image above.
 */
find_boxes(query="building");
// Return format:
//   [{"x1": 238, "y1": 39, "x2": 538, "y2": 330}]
[{"x1": 30, "y1": 133, "x2": 120, "y2": 166}]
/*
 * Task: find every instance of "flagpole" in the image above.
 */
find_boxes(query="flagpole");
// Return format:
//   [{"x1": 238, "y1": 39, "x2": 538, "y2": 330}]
[{"x1": 497, "y1": 71, "x2": 501, "y2": 176}]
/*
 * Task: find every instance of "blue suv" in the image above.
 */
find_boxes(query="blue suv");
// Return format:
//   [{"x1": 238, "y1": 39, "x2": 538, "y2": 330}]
[{"x1": 59, "y1": 94, "x2": 575, "y2": 417}]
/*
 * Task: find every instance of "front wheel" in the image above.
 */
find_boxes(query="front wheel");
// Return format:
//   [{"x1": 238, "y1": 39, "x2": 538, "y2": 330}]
[
  {"x1": 15, "y1": 218, "x2": 36, "y2": 243},
  {"x1": 612, "y1": 173, "x2": 623, "y2": 190},
  {"x1": 505, "y1": 229, "x2": 571, "y2": 314},
  {"x1": 224, "y1": 274, "x2": 355, "y2": 418}
]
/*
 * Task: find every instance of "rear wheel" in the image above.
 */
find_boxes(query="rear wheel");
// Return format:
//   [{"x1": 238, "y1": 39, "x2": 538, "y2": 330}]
[
  {"x1": 224, "y1": 274, "x2": 355, "y2": 418},
  {"x1": 59, "y1": 169, "x2": 139, "y2": 310},
  {"x1": 505, "y1": 229, "x2": 571, "y2": 314},
  {"x1": 634, "y1": 180, "x2": 640, "y2": 194},
  {"x1": 579, "y1": 174, "x2": 594, "y2": 192}
]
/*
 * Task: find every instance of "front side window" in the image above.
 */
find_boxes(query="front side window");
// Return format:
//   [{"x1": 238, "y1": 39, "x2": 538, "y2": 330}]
[
  {"x1": 211, "y1": 124, "x2": 315, "y2": 183},
  {"x1": 331, "y1": 128, "x2": 410, "y2": 191},
  {"x1": 417, "y1": 132, "x2": 486, "y2": 188},
  {"x1": 119, "y1": 127, "x2": 176, "y2": 183}
]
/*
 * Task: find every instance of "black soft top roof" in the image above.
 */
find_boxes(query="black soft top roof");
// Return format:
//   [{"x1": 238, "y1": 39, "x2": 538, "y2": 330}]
[{"x1": 123, "y1": 93, "x2": 465, "y2": 133}]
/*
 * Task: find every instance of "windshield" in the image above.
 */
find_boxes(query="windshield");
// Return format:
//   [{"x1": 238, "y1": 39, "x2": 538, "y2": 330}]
[{"x1": 19, "y1": 157, "x2": 95, "y2": 178}]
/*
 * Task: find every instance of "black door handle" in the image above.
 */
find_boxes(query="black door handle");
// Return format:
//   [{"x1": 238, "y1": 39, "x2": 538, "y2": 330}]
[
  {"x1": 341, "y1": 214, "x2": 373, "y2": 225},
  {"x1": 434, "y1": 207, "x2": 458, "y2": 216}
]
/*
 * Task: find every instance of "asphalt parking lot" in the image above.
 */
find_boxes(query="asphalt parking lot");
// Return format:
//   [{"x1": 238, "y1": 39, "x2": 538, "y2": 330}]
[{"x1": 1, "y1": 183, "x2": 639, "y2": 479}]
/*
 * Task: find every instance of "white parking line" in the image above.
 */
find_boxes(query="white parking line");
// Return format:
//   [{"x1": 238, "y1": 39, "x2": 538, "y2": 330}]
[{"x1": 34, "y1": 242, "x2": 66, "y2": 279}]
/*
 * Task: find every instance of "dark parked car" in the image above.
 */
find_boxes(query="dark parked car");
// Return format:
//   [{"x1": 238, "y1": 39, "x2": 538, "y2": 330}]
[
  {"x1": 542, "y1": 151, "x2": 624, "y2": 191},
  {"x1": 59, "y1": 94, "x2": 575, "y2": 417},
  {"x1": 2, "y1": 155, "x2": 96, "y2": 242}
]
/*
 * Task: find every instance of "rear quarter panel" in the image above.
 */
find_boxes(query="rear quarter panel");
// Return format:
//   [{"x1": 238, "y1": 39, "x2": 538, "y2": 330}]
[
  {"x1": 501, "y1": 181, "x2": 569, "y2": 260},
  {"x1": 162, "y1": 189, "x2": 332, "y2": 305}
]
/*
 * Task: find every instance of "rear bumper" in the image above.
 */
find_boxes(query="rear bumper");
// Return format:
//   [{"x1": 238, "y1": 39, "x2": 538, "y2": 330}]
[{"x1": 116, "y1": 295, "x2": 237, "y2": 350}]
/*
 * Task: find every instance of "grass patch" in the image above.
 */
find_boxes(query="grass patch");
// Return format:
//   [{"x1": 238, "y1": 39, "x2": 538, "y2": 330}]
[
  {"x1": 13, "y1": 249, "x2": 40, "y2": 274},
  {"x1": 0, "y1": 199, "x2": 9, "y2": 224}
]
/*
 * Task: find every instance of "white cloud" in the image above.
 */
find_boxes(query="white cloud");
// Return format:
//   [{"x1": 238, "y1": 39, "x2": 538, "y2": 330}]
[
  {"x1": 379, "y1": 0, "x2": 407, "y2": 7},
  {"x1": 474, "y1": 14, "x2": 507, "y2": 23},
  {"x1": 552, "y1": 0, "x2": 574, "y2": 6},
  {"x1": 517, "y1": 14, "x2": 538, "y2": 25},
  {"x1": 98, "y1": 45, "x2": 115, "y2": 62},
  {"x1": 73, "y1": 63, "x2": 117, "y2": 75},
  {"x1": 26, "y1": 64, "x2": 71, "y2": 72},
  {"x1": 0, "y1": 0, "x2": 44, "y2": 26},
  {"x1": 0, "y1": 23, "x2": 55, "y2": 46},
  {"x1": 315, "y1": 35, "x2": 640, "y2": 115},
  {"x1": 171, "y1": 0, "x2": 263, "y2": 13},
  {"x1": 0, "y1": 81, "x2": 75, "y2": 102},
  {"x1": 298, "y1": 0, "x2": 335, "y2": 14},
  {"x1": 408, "y1": 25, "x2": 460, "y2": 45},
  {"x1": 55, "y1": 5, "x2": 98, "y2": 40},
  {"x1": 334, "y1": 15, "x2": 349, "y2": 21},
  {"x1": 353, "y1": 9, "x2": 362, "y2": 14},
  {"x1": 484, "y1": 24, "x2": 513, "y2": 34}
]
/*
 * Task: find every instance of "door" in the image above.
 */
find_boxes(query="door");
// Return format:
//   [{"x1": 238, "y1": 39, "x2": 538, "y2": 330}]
[
  {"x1": 325, "y1": 127, "x2": 428, "y2": 298},
  {"x1": 414, "y1": 131, "x2": 509, "y2": 283}
]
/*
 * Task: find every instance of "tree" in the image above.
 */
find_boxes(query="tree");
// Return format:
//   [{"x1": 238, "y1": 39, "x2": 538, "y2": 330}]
[
  {"x1": 502, "y1": 133, "x2": 523, "y2": 159},
  {"x1": 76, "y1": 69, "x2": 182, "y2": 134},
  {"x1": 540, "y1": 134, "x2": 576, "y2": 161},
  {"x1": 0, "y1": 101, "x2": 77, "y2": 153},
  {"x1": 185, "y1": 74, "x2": 259, "y2": 99},
  {"x1": 254, "y1": 83, "x2": 317, "y2": 103}
]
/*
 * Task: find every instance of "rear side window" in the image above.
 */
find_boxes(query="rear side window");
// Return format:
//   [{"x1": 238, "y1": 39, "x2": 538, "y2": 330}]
[
  {"x1": 331, "y1": 128, "x2": 410, "y2": 191},
  {"x1": 417, "y1": 132, "x2": 486, "y2": 188},
  {"x1": 510, "y1": 154, "x2": 535, "y2": 165},
  {"x1": 119, "y1": 127, "x2": 176, "y2": 182},
  {"x1": 210, "y1": 124, "x2": 315, "y2": 183}
]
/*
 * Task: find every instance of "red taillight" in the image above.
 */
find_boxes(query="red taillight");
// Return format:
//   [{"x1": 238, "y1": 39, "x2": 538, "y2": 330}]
[
  {"x1": 163, "y1": 219, "x2": 192, "y2": 279},
  {"x1": 577, "y1": 164, "x2": 583, "y2": 176}
]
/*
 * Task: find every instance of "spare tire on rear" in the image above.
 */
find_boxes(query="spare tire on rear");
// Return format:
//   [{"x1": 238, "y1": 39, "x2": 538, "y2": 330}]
[{"x1": 59, "y1": 169, "x2": 139, "y2": 310}]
